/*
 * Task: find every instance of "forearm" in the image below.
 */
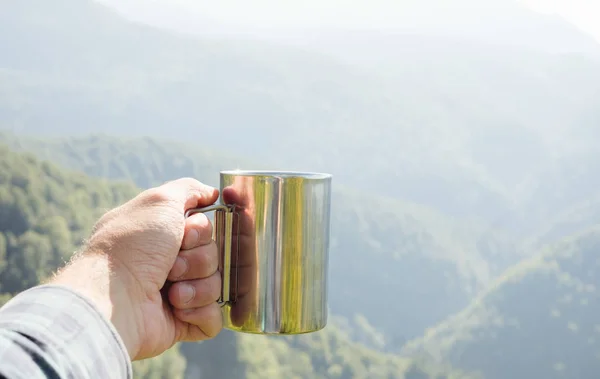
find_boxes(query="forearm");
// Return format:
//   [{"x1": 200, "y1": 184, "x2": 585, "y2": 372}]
[
  {"x1": 49, "y1": 252, "x2": 141, "y2": 358},
  {"x1": 0, "y1": 285, "x2": 132, "y2": 379}
]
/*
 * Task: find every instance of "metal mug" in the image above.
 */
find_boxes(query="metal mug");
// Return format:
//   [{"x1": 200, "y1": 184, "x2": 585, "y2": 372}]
[{"x1": 186, "y1": 170, "x2": 332, "y2": 335}]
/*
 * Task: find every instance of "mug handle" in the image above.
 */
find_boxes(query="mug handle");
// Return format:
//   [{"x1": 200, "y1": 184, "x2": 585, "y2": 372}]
[{"x1": 185, "y1": 203, "x2": 237, "y2": 305}]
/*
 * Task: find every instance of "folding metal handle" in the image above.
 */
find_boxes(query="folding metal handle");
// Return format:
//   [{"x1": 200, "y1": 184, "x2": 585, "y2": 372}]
[{"x1": 185, "y1": 203, "x2": 237, "y2": 305}]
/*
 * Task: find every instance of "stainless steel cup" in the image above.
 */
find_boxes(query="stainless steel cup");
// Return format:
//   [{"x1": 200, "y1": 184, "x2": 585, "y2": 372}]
[{"x1": 186, "y1": 170, "x2": 332, "y2": 335}]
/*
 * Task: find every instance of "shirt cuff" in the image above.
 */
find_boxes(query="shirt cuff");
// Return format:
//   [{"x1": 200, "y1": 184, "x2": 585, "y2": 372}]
[{"x1": 0, "y1": 285, "x2": 132, "y2": 379}]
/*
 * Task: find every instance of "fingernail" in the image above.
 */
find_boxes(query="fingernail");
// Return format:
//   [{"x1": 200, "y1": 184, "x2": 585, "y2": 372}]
[
  {"x1": 184, "y1": 229, "x2": 199, "y2": 249},
  {"x1": 179, "y1": 284, "x2": 195, "y2": 304},
  {"x1": 171, "y1": 256, "x2": 188, "y2": 279}
]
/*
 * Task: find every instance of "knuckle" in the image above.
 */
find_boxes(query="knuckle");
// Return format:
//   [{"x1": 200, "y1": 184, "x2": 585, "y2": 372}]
[
  {"x1": 179, "y1": 177, "x2": 200, "y2": 184},
  {"x1": 173, "y1": 177, "x2": 203, "y2": 190},
  {"x1": 192, "y1": 211, "x2": 209, "y2": 223},
  {"x1": 142, "y1": 187, "x2": 171, "y2": 204}
]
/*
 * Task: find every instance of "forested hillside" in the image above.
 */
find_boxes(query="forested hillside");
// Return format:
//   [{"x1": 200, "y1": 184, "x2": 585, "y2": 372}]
[
  {"x1": 0, "y1": 132, "x2": 493, "y2": 349},
  {"x1": 401, "y1": 226, "x2": 600, "y2": 379},
  {"x1": 0, "y1": 144, "x2": 137, "y2": 296},
  {"x1": 0, "y1": 144, "x2": 188, "y2": 378},
  {"x1": 6, "y1": 131, "x2": 600, "y2": 378},
  {"x1": 4, "y1": 132, "x2": 600, "y2": 378},
  {"x1": 0, "y1": 143, "x2": 475, "y2": 378}
]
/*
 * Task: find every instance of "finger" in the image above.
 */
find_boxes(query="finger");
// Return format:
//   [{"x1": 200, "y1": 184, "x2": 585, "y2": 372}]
[
  {"x1": 175, "y1": 303, "x2": 223, "y2": 340},
  {"x1": 168, "y1": 272, "x2": 221, "y2": 309},
  {"x1": 168, "y1": 241, "x2": 218, "y2": 281},
  {"x1": 162, "y1": 177, "x2": 220, "y2": 211},
  {"x1": 181, "y1": 212, "x2": 213, "y2": 250}
]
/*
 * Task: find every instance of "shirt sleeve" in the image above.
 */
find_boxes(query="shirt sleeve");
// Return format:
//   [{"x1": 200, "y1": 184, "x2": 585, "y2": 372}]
[{"x1": 0, "y1": 285, "x2": 133, "y2": 379}]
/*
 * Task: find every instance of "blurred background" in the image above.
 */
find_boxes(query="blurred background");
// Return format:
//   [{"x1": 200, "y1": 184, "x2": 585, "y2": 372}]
[{"x1": 1, "y1": 0, "x2": 600, "y2": 378}]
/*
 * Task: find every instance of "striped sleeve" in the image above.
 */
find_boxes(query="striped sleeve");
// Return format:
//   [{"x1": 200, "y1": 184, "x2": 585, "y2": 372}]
[{"x1": 0, "y1": 285, "x2": 132, "y2": 379}]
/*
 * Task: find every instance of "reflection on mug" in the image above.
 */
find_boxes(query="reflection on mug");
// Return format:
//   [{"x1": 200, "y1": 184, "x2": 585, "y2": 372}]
[{"x1": 222, "y1": 181, "x2": 258, "y2": 328}]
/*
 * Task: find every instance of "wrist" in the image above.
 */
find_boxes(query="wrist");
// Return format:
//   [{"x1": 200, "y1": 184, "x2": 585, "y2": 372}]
[{"x1": 49, "y1": 252, "x2": 141, "y2": 359}]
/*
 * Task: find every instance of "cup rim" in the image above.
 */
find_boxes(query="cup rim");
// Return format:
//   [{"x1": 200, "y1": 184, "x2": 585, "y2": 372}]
[{"x1": 220, "y1": 170, "x2": 332, "y2": 180}]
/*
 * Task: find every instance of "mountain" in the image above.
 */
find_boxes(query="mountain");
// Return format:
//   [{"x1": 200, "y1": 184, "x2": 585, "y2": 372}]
[
  {"x1": 4, "y1": 0, "x2": 600, "y2": 231},
  {"x1": 0, "y1": 131, "x2": 498, "y2": 348},
  {"x1": 401, "y1": 226, "x2": 600, "y2": 379},
  {"x1": 0, "y1": 142, "x2": 475, "y2": 378}
]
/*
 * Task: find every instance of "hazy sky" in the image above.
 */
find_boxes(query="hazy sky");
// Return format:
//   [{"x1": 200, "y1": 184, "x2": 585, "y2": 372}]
[
  {"x1": 103, "y1": 0, "x2": 600, "y2": 42},
  {"x1": 523, "y1": 0, "x2": 600, "y2": 42}
]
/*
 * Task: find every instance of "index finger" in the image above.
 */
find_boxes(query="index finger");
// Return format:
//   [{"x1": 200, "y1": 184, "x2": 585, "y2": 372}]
[{"x1": 161, "y1": 177, "x2": 219, "y2": 211}]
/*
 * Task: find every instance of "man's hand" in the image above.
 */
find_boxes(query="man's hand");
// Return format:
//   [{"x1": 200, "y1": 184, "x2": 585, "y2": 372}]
[{"x1": 50, "y1": 178, "x2": 222, "y2": 360}]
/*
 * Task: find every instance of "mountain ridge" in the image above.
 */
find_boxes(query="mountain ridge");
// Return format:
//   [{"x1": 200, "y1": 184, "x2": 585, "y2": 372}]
[{"x1": 400, "y1": 224, "x2": 600, "y2": 379}]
